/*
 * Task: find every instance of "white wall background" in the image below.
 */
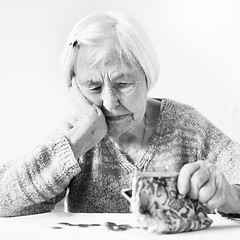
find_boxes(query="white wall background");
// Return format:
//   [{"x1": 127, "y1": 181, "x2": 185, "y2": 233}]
[{"x1": 0, "y1": 0, "x2": 240, "y2": 162}]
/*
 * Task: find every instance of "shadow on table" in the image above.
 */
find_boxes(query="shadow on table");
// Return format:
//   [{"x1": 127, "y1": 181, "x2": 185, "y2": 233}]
[{"x1": 52, "y1": 221, "x2": 140, "y2": 231}]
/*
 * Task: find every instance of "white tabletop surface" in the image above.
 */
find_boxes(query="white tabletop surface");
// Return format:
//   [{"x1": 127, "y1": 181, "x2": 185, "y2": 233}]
[{"x1": 1, "y1": 210, "x2": 240, "y2": 240}]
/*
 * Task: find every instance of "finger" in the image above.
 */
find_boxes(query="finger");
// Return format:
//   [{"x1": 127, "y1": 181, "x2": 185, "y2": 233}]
[
  {"x1": 177, "y1": 162, "x2": 201, "y2": 195},
  {"x1": 205, "y1": 171, "x2": 226, "y2": 210},
  {"x1": 206, "y1": 188, "x2": 222, "y2": 210},
  {"x1": 198, "y1": 173, "x2": 217, "y2": 204},
  {"x1": 66, "y1": 116, "x2": 78, "y2": 129},
  {"x1": 188, "y1": 167, "x2": 210, "y2": 199}
]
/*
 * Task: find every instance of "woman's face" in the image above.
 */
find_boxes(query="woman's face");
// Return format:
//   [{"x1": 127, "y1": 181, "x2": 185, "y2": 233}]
[{"x1": 74, "y1": 46, "x2": 148, "y2": 138}]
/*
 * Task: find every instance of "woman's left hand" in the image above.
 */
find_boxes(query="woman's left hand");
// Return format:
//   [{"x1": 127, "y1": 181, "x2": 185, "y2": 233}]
[{"x1": 177, "y1": 160, "x2": 239, "y2": 213}]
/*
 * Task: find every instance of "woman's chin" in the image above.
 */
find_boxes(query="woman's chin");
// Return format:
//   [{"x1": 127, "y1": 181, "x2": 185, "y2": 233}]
[
  {"x1": 107, "y1": 127, "x2": 127, "y2": 139},
  {"x1": 107, "y1": 129, "x2": 121, "y2": 139}
]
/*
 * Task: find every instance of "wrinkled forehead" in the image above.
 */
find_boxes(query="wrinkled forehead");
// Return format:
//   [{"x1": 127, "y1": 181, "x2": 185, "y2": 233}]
[{"x1": 75, "y1": 44, "x2": 138, "y2": 73}]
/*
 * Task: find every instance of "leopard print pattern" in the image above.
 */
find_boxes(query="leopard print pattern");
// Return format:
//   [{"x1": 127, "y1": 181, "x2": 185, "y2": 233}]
[{"x1": 130, "y1": 173, "x2": 213, "y2": 234}]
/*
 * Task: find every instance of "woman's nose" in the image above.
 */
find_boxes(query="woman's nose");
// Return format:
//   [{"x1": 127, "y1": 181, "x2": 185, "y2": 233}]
[{"x1": 101, "y1": 87, "x2": 120, "y2": 111}]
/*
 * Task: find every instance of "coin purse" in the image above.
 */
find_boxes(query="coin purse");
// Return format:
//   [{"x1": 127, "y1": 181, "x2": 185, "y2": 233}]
[{"x1": 122, "y1": 172, "x2": 212, "y2": 234}]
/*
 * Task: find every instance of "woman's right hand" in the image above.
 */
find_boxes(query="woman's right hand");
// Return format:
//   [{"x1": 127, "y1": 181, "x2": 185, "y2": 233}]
[{"x1": 64, "y1": 78, "x2": 108, "y2": 160}]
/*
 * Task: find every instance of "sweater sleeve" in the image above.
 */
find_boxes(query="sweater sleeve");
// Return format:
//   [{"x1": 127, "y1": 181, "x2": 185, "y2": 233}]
[{"x1": 0, "y1": 132, "x2": 81, "y2": 217}]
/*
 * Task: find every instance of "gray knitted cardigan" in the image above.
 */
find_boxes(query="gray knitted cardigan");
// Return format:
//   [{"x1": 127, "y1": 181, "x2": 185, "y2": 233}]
[{"x1": 1, "y1": 99, "x2": 240, "y2": 217}]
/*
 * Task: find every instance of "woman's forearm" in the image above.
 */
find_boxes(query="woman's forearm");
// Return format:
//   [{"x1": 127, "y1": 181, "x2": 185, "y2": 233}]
[{"x1": 0, "y1": 133, "x2": 81, "y2": 217}]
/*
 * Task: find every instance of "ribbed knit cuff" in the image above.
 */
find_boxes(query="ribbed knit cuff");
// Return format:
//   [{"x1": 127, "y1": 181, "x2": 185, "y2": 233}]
[{"x1": 47, "y1": 131, "x2": 81, "y2": 178}]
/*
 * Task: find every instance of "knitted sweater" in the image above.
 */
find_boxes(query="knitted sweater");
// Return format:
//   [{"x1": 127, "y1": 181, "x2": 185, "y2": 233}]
[{"x1": 1, "y1": 99, "x2": 240, "y2": 217}]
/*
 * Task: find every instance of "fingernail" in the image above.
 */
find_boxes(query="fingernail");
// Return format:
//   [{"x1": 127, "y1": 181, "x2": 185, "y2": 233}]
[{"x1": 178, "y1": 193, "x2": 186, "y2": 199}]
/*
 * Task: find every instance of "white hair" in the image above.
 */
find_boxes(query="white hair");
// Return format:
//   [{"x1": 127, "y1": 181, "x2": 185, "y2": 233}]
[{"x1": 60, "y1": 12, "x2": 160, "y2": 90}]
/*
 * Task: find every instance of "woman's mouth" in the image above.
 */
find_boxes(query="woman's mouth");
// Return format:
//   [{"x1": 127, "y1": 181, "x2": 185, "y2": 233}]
[{"x1": 105, "y1": 114, "x2": 130, "y2": 122}]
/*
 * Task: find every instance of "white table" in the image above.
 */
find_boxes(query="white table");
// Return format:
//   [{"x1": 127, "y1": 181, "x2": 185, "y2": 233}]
[{"x1": 1, "y1": 210, "x2": 240, "y2": 240}]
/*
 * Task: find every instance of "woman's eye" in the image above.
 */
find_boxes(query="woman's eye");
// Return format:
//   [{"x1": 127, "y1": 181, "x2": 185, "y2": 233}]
[
  {"x1": 118, "y1": 83, "x2": 132, "y2": 88},
  {"x1": 88, "y1": 86, "x2": 102, "y2": 93},
  {"x1": 117, "y1": 83, "x2": 135, "y2": 94}
]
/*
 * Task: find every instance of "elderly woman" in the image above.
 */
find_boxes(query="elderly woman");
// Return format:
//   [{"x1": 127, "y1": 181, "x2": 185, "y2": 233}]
[{"x1": 0, "y1": 12, "x2": 240, "y2": 217}]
